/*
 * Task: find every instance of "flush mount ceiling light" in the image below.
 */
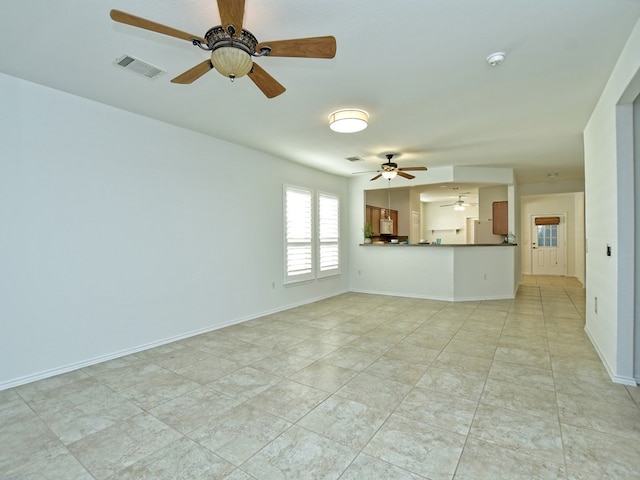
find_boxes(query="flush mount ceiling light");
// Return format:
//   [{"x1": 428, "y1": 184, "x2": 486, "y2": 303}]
[
  {"x1": 329, "y1": 109, "x2": 369, "y2": 133},
  {"x1": 486, "y1": 51, "x2": 506, "y2": 67}
]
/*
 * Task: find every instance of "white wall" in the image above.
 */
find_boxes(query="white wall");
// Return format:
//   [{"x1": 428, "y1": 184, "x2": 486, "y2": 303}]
[
  {"x1": 0, "y1": 73, "x2": 349, "y2": 389},
  {"x1": 583, "y1": 18, "x2": 640, "y2": 385}
]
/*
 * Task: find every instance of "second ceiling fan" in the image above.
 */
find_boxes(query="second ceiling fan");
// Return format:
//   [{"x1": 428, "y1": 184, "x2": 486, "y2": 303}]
[
  {"x1": 110, "y1": 0, "x2": 336, "y2": 98},
  {"x1": 441, "y1": 195, "x2": 477, "y2": 210},
  {"x1": 357, "y1": 154, "x2": 428, "y2": 181}
]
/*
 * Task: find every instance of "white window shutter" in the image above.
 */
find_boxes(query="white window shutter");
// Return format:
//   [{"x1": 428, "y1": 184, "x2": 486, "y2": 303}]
[
  {"x1": 318, "y1": 193, "x2": 340, "y2": 276},
  {"x1": 285, "y1": 186, "x2": 314, "y2": 283}
]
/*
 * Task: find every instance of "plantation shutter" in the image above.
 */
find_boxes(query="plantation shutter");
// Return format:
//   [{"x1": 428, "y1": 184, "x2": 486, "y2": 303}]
[
  {"x1": 318, "y1": 193, "x2": 340, "y2": 276},
  {"x1": 285, "y1": 186, "x2": 314, "y2": 283}
]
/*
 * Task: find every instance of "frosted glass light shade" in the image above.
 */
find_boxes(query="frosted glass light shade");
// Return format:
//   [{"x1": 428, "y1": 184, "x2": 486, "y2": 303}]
[
  {"x1": 211, "y1": 47, "x2": 253, "y2": 78},
  {"x1": 453, "y1": 204, "x2": 465, "y2": 211},
  {"x1": 328, "y1": 109, "x2": 369, "y2": 133},
  {"x1": 381, "y1": 170, "x2": 397, "y2": 179}
]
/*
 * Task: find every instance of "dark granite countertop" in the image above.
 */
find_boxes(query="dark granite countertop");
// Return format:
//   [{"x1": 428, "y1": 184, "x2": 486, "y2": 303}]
[{"x1": 360, "y1": 243, "x2": 517, "y2": 247}]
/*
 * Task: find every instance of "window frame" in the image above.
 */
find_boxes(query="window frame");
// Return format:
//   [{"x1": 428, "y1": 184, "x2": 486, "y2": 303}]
[{"x1": 283, "y1": 185, "x2": 341, "y2": 285}]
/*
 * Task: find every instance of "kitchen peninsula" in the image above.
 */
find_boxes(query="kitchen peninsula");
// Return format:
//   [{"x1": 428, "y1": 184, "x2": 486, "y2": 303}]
[{"x1": 353, "y1": 243, "x2": 518, "y2": 301}]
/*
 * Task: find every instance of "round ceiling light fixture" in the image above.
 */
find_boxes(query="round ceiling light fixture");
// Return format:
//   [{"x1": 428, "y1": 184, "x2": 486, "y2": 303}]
[
  {"x1": 328, "y1": 109, "x2": 369, "y2": 133},
  {"x1": 486, "y1": 51, "x2": 506, "y2": 67}
]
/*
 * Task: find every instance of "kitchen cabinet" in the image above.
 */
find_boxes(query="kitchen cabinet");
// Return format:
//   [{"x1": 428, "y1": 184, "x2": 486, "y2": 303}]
[
  {"x1": 366, "y1": 205, "x2": 398, "y2": 236},
  {"x1": 492, "y1": 201, "x2": 508, "y2": 235},
  {"x1": 366, "y1": 205, "x2": 381, "y2": 236}
]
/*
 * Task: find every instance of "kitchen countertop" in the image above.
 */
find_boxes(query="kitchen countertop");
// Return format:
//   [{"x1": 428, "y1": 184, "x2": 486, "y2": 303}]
[{"x1": 360, "y1": 243, "x2": 517, "y2": 247}]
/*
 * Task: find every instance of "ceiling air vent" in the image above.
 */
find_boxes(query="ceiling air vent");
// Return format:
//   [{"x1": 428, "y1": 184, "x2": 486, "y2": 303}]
[
  {"x1": 345, "y1": 156, "x2": 364, "y2": 162},
  {"x1": 115, "y1": 55, "x2": 165, "y2": 79}
]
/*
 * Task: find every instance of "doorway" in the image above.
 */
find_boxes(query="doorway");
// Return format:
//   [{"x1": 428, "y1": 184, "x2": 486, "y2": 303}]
[
  {"x1": 466, "y1": 217, "x2": 477, "y2": 244},
  {"x1": 531, "y1": 214, "x2": 566, "y2": 275},
  {"x1": 411, "y1": 211, "x2": 420, "y2": 244}
]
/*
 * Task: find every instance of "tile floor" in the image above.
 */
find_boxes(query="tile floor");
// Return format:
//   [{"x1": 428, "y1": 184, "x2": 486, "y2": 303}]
[{"x1": 2, "y1": 276, "x2": 640, "y2": 479}]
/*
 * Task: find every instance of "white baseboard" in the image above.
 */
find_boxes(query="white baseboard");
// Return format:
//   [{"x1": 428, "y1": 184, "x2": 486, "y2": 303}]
[
  {"x1": 584, "y1": 324, "x2": 638, "y2": 386},
  {"x1": 348, "y1": 289, "x2": 514, "y2": 303},
  {"x1": 349, "y1": 288, "x2": 454, "y2": 302},
  {"x1": 0, "y1": 289, "x2": 348, "y2": 391}
]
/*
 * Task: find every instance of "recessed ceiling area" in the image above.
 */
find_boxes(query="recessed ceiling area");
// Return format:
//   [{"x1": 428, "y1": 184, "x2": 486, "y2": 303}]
[{"x1": 0, "y1": 1, "x2": 639, "y2": 184}]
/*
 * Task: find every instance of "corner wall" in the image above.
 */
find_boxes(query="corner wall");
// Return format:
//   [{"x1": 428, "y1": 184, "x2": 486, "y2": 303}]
[{"x1": 0, "y1": 73, "x2": 349, "y2": 389}]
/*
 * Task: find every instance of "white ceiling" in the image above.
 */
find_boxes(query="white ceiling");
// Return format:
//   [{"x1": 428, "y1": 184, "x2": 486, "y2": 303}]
[{"x1": 2, "y1": 0, "x2": 639, "y2": 184}]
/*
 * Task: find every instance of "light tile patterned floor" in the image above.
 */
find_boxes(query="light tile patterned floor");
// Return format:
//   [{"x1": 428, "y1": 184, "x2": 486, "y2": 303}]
[{"x1": 2, "y1": 276, "x2": 639, "y2": 479}]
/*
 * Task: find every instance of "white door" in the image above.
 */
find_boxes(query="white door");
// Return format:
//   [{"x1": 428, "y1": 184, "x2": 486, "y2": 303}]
[
  {"x1": 531, "y1": 214, "x2": 566, "y2": 275},
  {"x1": 411, "y1": 211, "x2": 420, "y2": 244}
]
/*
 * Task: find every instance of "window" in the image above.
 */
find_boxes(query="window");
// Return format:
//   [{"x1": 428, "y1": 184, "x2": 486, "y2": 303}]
[
  {"x1": 537, "y1": 224, "x2": 558, "y2": 247},
  {"x1": 318, "y1": 192, "x2": 340, "y2": 277},
  {"x1": 284, "y1": 186, "x2": 341, "y2": 284},
  {"x1": 285, "y1": 186, "x2": 313, "y2": 283}
]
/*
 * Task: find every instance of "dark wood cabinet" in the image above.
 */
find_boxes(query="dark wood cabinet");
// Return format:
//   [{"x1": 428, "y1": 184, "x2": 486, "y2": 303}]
[{"x1": 492, "y1": 201, "x2": 508, "y2": 235}]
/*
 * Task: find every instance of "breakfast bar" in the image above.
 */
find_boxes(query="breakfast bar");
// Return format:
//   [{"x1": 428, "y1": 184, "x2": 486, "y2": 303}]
[{"x1": 352, "y1": 243, "x2": 518, "y2": 301}]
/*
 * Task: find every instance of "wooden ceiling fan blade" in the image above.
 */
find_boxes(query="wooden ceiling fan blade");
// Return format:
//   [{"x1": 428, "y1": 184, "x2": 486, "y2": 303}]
[
  {"x1": 399, "y1": 166, "x2": 428, "y2": 172},
  {"x1": 370, "y1": 174, "x2": 382, "y2": 181},
  {"x1": 217, "y1": 0, "x2": 245, "y2": 36},
  {"x1": 397, "y1": 171, "x2": 415, "y2": 180},
  {"x1": 110, "y1": 9, "x2": 206, "y2": 43},
  {"x1": 247, "y1": 63, "x2": 286, "y2": 98},
  {"x1": 256, "y1": 36, "x2": 337, "y2": 58},
  {"x1": 171, "y1": 60, "x2": 213, "y2": 84}
]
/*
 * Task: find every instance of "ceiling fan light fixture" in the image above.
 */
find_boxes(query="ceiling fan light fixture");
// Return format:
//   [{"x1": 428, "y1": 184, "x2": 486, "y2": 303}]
[
  {"x1": 328, "y1": 109, "x2": 369, "y2": 133},
  {"x1": 381, "y1": 170, "x2": 397, "y2": 180},
  {"x1": 211, "y1": 46, "x2": 253, "y2": 79},
  {"x1": 453, "y1": 204, "x2": 466, "y2": 211}
]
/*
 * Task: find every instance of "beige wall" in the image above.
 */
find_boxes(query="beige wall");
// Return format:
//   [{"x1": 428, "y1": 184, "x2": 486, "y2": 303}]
[{"x1": 420, "y1": 201, "x2": 478, "y2": 244}]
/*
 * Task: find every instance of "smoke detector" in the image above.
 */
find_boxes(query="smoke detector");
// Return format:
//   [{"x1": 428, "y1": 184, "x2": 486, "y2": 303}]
[{"x1": 486, "y1": 52, "x2": 506, "y2": 67}]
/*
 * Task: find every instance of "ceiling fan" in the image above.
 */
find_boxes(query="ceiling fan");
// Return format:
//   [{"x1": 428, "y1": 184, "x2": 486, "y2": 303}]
[
  {"x1": 440, "y1": 195, "x2": 477, "y2": 211},
  {"x1": 109, "y1": 0, "x2": 337, "y2": 98},
  {"x1": 354, "y1": 154, "x2": 428, "y2": 181}
]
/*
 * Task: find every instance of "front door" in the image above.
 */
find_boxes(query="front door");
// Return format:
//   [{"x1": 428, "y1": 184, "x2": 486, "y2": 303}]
[{"x1": 531, "y1": 214, "x2": 566, "y2": 275}]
